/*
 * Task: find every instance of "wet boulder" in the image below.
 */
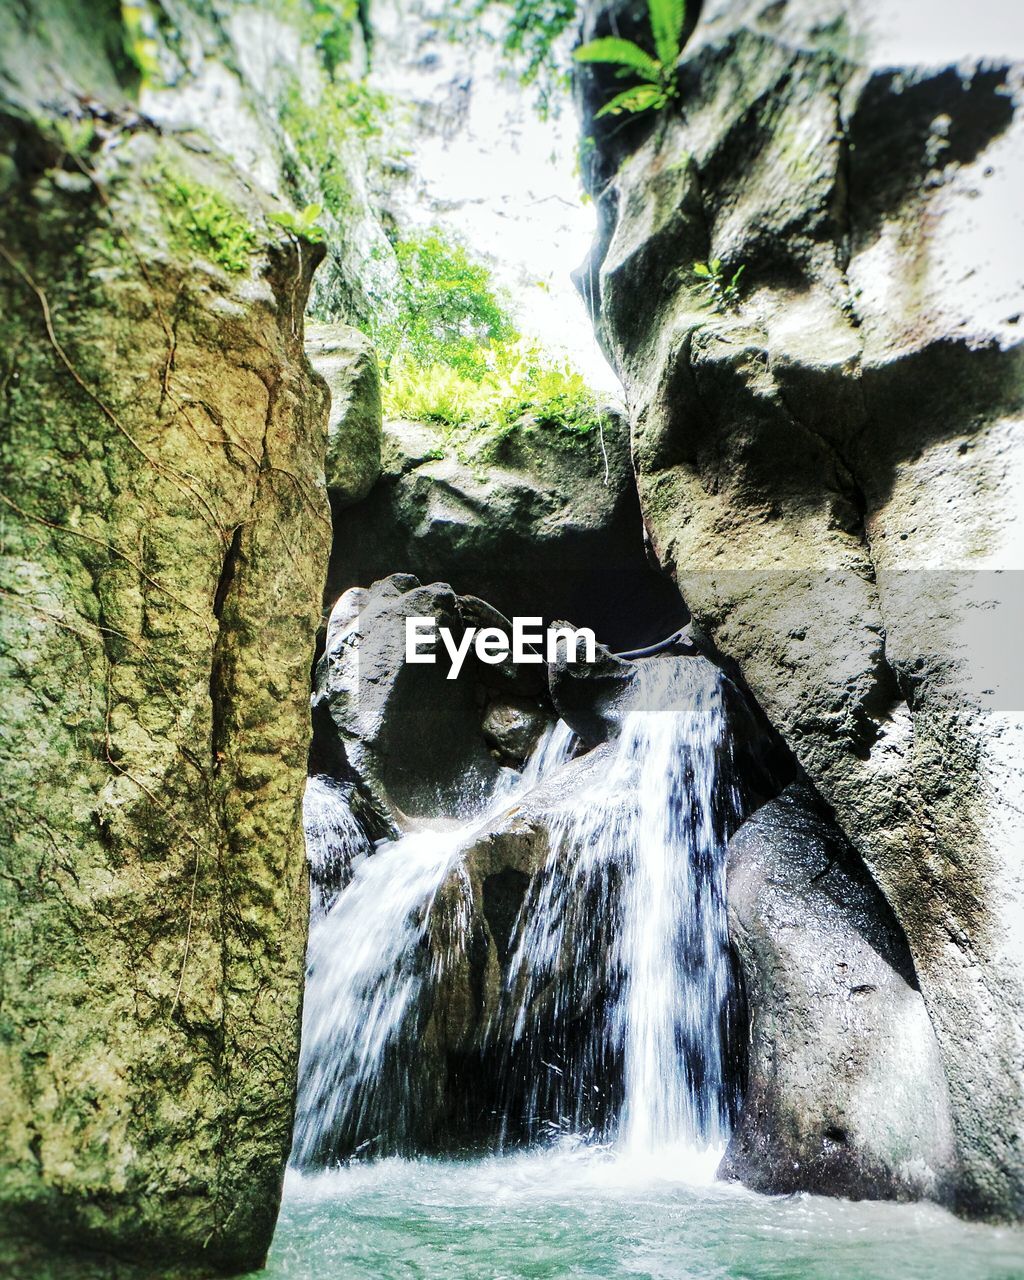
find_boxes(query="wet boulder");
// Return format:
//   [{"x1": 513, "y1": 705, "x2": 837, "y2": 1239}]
[
  {"x1": 546, "y1": 631, "x2": 637, "y2": 746},
  {"x1": 312, "y1": 574, "x2": 554, "y2": 822},
  {"x1": 720, "y1": 784, "x2": 959, "y2": 1205},
  {"x1": 482, "y1": 697, "x2": 551, "y2": 765}
]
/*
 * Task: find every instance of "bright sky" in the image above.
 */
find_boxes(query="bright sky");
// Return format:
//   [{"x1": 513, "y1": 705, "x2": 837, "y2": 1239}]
[{"x1": 369, "y1": 2, "x2": 623, "y2": 398}]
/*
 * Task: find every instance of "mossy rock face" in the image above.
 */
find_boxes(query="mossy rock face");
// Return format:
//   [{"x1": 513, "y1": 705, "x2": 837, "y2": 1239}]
[
  {"x1": 579, "y1": 0, "x2": 1024, "y2": 1222},
  {"x1": 0, "y1": 27, "x2": 332, "y2": 1279},
  {"x1": 306, "y1": 322, "x2": 382, "y2": 507}
]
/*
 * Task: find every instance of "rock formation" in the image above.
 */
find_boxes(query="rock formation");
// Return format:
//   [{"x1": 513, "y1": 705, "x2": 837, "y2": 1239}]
[
  {"x1": 578, "y1": 0, "x2": 1024, "y2": 1218},
  {"x1": 721, "y1": 784, "x2": 958, "y2": 1203},
  {"x1": 0, "y1": 2, "x2": 351, "y2": 1273},
  {"x1": 327, "y1": 413, "x2": 687, "y2": 651},
  {"x1": 311, "y1": 574, "x2": 551, "y2": 823}
]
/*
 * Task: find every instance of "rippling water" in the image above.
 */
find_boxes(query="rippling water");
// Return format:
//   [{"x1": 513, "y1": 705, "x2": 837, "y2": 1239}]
[{"x1": 251, "y1": 1147, "x2": 1024, "y2": 1280}]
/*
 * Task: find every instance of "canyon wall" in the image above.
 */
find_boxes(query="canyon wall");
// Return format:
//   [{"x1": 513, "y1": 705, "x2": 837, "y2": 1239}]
[
  {"x1": 0, "y1": 2, "x2": 349, "y2": 1272},
  {"x1": 577, "y1": 0, "x2": 1024, "y2": 1217}
]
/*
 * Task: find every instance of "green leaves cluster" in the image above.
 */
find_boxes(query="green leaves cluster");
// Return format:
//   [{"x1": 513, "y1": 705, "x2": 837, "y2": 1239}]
[
  {"x1": 573, "y1": 0, "x2": 687, "y2": 118},
  {"x1": 273, "y1": 0, "x2": 361, "y2": 79},
  {"x1": 271, "y1": 203, "x2": 326, "y2": 244},
  {"x1": 281, "y1": 78, "x2": 394, "y2": 220},
  {"x1": 156, "y1": 169, "x2": 255, "y2": 274},
  {"x1": 691, "y1": 258, "x2": 745, "y2": 310},
  {"x1": 372, "y1": 226, "x2": 603, "y2": 445},
  {"x1": 373, "y1": 229, "x2": 516, "y2": 377},
  {"x1": 384, "y1": 341, "x2": 601, "y2": 446}
]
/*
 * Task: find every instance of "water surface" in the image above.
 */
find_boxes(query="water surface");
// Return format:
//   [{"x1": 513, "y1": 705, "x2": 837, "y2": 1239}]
[{"x1": 253, "y1": 1146, "x2": 1024, "y2": 1280}]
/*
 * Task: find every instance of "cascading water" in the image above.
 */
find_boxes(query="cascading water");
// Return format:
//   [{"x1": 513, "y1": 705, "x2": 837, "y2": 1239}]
[
  {"x1": 499, "y1": 658, "x2": 741, "y2": 1167},
  {"x1": 302, "y1": 775, "x2": 374, "y2": 922},
  {"x1": 292, "y1": 656, "x2": 742, "y2": 1172},
  {"x1": 292, "y1": 720, "x2": 577, "y2": 1166}
]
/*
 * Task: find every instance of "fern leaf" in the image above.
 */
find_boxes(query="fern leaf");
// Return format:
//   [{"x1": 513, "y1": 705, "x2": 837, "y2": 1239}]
[
  {"x1": 573, "y1": 37, "x2": 662, "y2": 82},
  {"x1": 648, "y1": 0, "x2": 686, "y2": 68},
  {"x1": 595, "y1": 83, "x2": 666, "y2": 118}
]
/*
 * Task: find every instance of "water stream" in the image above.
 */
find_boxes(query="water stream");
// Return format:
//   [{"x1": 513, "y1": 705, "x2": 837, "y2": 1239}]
[
  {"x1": 268, "y1": 654, "x2": 1024, "y2": 1278},
  {"x1": 293, "y1": 657, "x2": 739, "y2": 1167},
  {"x1": 292, "y1": 718, "x2": 577, "y2": 1166},
  {"x1": 251, "y1": 1150, "x2": 1024, "y2": 1280}
]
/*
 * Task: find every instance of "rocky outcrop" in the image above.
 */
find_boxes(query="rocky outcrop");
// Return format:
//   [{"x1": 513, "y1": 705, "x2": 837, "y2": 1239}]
[
  {"x1": 137, "y1": 0, "x2": 393, "y2": 323},
  {"x1": 306, "y1": 323, "x2": 382, "y2": 507},
  {"x1": 311, "y1": 575, "x2": 551, "y2": 822},
  {"x1": 720, "y1": 785, "x2": 958, "y2": 1203},
  {"x1": 0, "y1": 5, "x2": 342, "y2": 1275},
  {"x1": 578, "y1": 0, "x2": 1024, "y2": 1218},
  {"x1": 327, "y1": 415, "x2": 687, "y2": 651}
]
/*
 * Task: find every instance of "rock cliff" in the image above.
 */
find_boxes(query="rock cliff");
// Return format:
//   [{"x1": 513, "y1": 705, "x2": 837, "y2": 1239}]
[
  {"x1": 578, "y1": 0, "x2": 1024, "y2": 1218},
  {"x1": 0, "y1": 2, "x2": 344, "y2": 1273}
]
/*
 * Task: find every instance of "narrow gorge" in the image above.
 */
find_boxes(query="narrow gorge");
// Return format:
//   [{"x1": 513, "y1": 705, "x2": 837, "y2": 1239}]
[{"x1": 1, "y1": 1, "x2": 1022, "y2": 1278}]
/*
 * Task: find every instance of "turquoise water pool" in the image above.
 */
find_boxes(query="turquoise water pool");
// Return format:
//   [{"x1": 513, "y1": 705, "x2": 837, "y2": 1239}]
[{"x1": 253, "y1": 1146, "x2": 1024, "y2": 1280}]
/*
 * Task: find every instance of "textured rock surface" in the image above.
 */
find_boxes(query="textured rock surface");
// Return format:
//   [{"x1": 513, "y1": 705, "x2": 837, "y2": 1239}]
[
  {"x1": 720, "y1": 785, "x2": 958, "y2": 1203},
  {"x1": 578, "y1": 0, "x2": 1024, "y2": 1217},
  {"x1": 328, "y1": 415, "x2": 687, "y2": 651},
  {"x1": 312, "y1": 575, "x2": 551, "y2": 822},
  {"x1": 0, "y1": 6, "x2": 333, "y2": 1275},
  {"x1": 306, "y1": 323, "x2": 382, "y2": 506},
  {"x1": 137, "y1": 0, "x2": 393, "y2": 323}
]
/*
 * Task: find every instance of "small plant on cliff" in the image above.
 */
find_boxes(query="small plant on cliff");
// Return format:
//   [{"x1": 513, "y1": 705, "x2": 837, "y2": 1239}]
[
  {"x1": 156, "y1": 169, "x2": 256, "y2": 274},
  {"x1": 271, "y1": 203, "x2": 326, "y2": 244},
  {"x1": 573, "y1": 0, "x2": 687, "y2": 118},
  {"x1": 273, "y1": 0, "x2": 361, "y2": 78},
  {"x1": 691, "y1": 258, "x2": 745, "y2": 310},
  {"x1": 121, "y1": 0, "x2": 159, "y2": 86}
]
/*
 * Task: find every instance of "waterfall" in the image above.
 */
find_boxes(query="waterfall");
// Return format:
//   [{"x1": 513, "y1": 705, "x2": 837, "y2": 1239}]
[
  {"x1": 302, "y1": 775, "x2": 374, "y2": 922},
  {"x1": 293, "y1": 657, "x2": 741, "y2": 1171},
  {"x1": 292, "y1": 721, "x2": 577, "y2": 1167},
  {"x1": 500, "y1": 659, "x2": 739, "y2": 1163}
]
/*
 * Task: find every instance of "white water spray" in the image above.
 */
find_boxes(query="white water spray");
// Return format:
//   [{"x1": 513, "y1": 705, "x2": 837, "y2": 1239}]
[
  {"x1": 503, "y1": 659, "x2": 738, "y2": 1168},
  {"x1": 292, "y1": 721, "x2": 576, "y2": 1166},
  {"x1": 293, "y1": 658, "x2": 740, "y2": 1173}
]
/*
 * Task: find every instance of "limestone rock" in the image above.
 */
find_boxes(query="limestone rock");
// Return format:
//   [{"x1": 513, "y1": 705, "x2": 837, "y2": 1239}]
[
  {"x1": 306, "y1": 323, "x2": 382, "y2": 507},
  {"x1": 579, "y1": 0, "x2": 1024, "y2": 1218},
  {"x1": 720, "y1": 785, "x2": 958, "y2": 1203},
  {"x1": 327, "y1": 414, "x2": 687, "y2": 651},
  {"x1": 0, "y1": 6, "x2": 338, "y2": 1275}
]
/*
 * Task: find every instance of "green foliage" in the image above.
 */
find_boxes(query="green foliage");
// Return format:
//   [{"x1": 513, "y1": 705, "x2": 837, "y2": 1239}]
[
  {"x1": 384, "y1": 341, "x2": 604, "y2": 449},
  {"x1": 308, "y1": 0, "x2": 359, "y2": 78},
  {"x1": 51, "y1": 116, "x2": 97, "y2": 159},
  {"x1": 691, "y1": 258, "x2": 745, "y2": 310},
  {"x1": 272, "y1": 0, "x2": 360, "y2": 78},
  {"x1": 271, "y1": 203, "x2": 326, "y2": 243},
  {"x1": 281, "y1": 78, "x2": 392, "y2": 219},
  {"x1": 156, "y1": 169, "x2": 256, "y2": 274},
  {"x1": 372, "y1": 228, "x2": 517, "y2": 377},
  {"x1": 371, "y1": 226, "x2": 603, "y2": 447},
  {"x1": 121, "y1": 0, "x2": 159, "y2": 85},
  {"x1": 573, "y1": 0, "x2": 687, "y2": 118},
  {"x1": 454, "y1": 0, "x2": 578, "y2": 118}
]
